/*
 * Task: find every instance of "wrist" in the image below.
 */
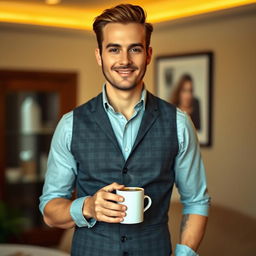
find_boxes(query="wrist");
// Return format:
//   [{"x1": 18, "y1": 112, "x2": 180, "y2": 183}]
[{"x1": 82, "y1": 196, "x2": 92, "y2": 219}]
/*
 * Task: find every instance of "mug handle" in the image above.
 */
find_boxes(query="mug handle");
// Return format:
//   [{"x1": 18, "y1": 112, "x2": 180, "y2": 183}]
[{"x1": 144, "y1": 195, "x2": 152, "y2": 212}]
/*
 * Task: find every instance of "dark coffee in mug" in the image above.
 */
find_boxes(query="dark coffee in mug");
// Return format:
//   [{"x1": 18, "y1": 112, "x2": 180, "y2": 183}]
[{"x1": 119, "y1": 188, "x2": 142, "y2": 191}]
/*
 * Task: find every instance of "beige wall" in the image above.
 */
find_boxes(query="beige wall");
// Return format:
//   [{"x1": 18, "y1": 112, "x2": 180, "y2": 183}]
[
  {"x1": 0, "y1": 26, "x2": 104, "y2": 104},
  {"x1": 148, "y1": 8, "x2": 256, "y2": 218},
  {"x1": 1, "y1": 6, "x2": 255, "y2": 218}
]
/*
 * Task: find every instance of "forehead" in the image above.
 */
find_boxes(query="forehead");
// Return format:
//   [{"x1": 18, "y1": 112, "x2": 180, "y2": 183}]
[
  {"x1": 102, "y1": 23, "x2": 146, "y2": 46},
  {"x1": 183, "y1": 81, "x2": 193, "y2": 89}
]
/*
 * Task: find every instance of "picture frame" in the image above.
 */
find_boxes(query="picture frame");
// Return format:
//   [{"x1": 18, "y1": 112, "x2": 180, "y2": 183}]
[{"x1": 155, "y1": 51, "x2": 213, "y2": 147}]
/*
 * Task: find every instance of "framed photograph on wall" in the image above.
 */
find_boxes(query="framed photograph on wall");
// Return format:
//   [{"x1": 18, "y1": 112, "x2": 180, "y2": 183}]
[{"x1": 155, "y1": 51, "x2": 213, "y2": 147}]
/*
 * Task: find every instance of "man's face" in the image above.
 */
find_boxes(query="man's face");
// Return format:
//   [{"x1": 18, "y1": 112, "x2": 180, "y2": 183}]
[{"x1": 95, "y1": 23, "x2": 152, "y2": 91}]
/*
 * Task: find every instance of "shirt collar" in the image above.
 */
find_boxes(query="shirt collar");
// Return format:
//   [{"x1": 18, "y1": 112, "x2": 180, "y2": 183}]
[{"x1": 102, "y1": 83, "x2": 147, "y2": 113}]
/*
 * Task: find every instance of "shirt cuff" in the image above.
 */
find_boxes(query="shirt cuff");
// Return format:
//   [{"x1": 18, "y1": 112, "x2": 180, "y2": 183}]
[
  {"x1": 175, "y1": 244, "x2": 199, "y2": 256},
  {"x1": 70, "y1": 196, "x2": 97, "y2": 228},
  {"x1": 183, "y1": 204, "x2": 209, "y2": 216}
]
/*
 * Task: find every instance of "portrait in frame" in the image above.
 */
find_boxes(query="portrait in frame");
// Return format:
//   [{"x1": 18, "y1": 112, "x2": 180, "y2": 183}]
[{"x1": 155, "y1": 51, "x2": 213, "y2": 146}]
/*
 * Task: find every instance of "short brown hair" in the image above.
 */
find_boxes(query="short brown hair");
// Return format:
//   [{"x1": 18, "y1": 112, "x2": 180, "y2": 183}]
[
  {"x1": 170, "y1": 74, "x2": 194, "y2": 106},
  {"x1": 93, "y1": 4, "x2": 153, "y2": 54}
]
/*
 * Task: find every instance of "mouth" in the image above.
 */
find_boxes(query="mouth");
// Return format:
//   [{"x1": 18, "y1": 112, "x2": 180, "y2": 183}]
[{"x1": 114, "y1": 69, "x2": 135, "y2": 77}]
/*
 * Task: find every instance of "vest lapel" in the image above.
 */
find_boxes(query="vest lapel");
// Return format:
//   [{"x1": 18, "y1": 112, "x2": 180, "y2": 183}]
[
  {"x1": 91, "y1": 91, "x2": 160, "y2": 162},
  {"x1": 90, "y1": 93, "x2": 124, "y2": 157},
  {"x1": 129, "y1": 91, "x2": 160, "y2": 158}
]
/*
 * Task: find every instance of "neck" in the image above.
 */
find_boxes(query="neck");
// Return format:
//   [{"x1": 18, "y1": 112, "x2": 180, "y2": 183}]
[
  {"x1": 105, "y1": 81, "x2": 144, "y2": 120},
  {"x1": 179, "y1": 105, "x2": 193, "y2": 114}
]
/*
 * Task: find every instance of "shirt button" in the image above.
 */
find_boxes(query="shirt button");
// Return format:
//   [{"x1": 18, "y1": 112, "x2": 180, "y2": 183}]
[
  {"x1": 122, "y1": 167, "x2": 128, "y2": 174},
  {"x1": 123, "y1": 252, "x2": 129, "y2": 256},
  {"x1": 121, "y1": 236, "x2": 127, "y2": 242},
  {"x1": 125, "y1": 147, "x2": 129, "y2": 152}
]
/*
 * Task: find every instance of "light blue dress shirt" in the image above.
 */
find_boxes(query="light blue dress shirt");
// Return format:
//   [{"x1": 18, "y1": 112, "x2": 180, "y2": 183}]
[{"x1": 39, "y1": 84, "x2": 210, "y2": 256}]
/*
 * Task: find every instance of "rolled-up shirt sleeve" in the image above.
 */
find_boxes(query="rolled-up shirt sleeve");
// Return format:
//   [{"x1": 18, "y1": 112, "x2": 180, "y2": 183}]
[
  {"x1": 39, "y1": 111, "x2": 96, "y2": 228},
  {"x1": 174, "y1": 109, "x2": 211, "y2": 216}
]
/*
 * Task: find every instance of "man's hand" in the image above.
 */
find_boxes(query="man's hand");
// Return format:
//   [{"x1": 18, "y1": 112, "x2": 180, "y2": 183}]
[{"x1": 83, "y1": 182, "x2": 127, "y2": 223}]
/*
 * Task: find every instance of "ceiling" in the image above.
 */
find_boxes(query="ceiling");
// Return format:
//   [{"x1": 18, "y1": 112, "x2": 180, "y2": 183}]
[
  {"x1": 1, "y1": 0, "x2": 157, "y2": 9},
  {"x1": 0, "y1": 0, "x2": 255, "y2": 30}
]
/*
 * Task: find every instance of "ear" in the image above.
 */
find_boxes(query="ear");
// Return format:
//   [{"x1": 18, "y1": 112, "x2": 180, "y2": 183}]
[
  {"x1": 146, "y1": 46, "x2": 153, "y2": 65},
  {"x1": 95, "y1": 48, "x2": 102, "y2": 66}
]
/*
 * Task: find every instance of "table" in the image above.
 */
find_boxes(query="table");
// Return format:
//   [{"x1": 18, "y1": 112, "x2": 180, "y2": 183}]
[{"x1": 0, "y1": 244, "x2": 70, "y2": 256}]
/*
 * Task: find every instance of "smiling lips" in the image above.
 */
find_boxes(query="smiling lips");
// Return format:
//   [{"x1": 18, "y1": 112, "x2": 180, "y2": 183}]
[{"x1": 114, "y1": 69, "x2": 135, "y2": 77}]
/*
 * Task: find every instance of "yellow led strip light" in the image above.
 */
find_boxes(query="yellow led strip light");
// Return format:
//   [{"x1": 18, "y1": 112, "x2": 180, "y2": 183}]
[{"x1": 0, "y1": 0, "x2": 255, "y2": 30}]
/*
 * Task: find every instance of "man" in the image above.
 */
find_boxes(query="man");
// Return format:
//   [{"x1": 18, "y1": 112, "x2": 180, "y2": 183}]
[{"x1": 39, "y1": 4, "x2": 210, "y2": 256}]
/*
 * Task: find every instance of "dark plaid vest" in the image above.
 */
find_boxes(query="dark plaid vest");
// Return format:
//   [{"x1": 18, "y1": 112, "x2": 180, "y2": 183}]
[{"x1": 71, "y1": 91, "x2": 178, "y2": 256}]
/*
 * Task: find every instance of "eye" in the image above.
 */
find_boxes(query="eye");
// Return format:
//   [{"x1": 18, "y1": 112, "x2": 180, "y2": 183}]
[
  {"x1": 130, "y1": 47, "x2": 142, "y2": 53},
  {"x1": 109, "y1": 48, "x2": 119, "y2": 53}
]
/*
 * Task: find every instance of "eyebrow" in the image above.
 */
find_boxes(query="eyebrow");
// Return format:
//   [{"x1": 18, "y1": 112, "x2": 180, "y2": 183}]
[{"x1": 106, "y1": 43, "x2": 144, "y2": 49}]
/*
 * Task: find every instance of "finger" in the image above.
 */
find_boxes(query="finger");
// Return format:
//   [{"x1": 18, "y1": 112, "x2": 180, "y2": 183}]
[
  {"x1": 101, "y1": 207, "x2": 126, "y2": 218},
  {"x1": 102, "y1": 182, "x2": 124, "y2": 192},
  {"x1": 102, "y1": 200, "x2": 127, "y2": 211},
  {"x1": 101, "y1": 191, "x2": 124, "y2": 202},
  {"x1": 99, "y1": 214, "x2": 124, "y2": 223}
]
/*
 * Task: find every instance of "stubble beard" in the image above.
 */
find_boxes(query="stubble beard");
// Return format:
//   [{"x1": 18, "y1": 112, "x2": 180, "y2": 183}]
[{"x1": 101, "y1": 58, "x2": 148, "y2": 91}]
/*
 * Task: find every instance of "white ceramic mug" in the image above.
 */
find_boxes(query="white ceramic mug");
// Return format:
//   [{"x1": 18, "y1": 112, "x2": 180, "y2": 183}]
[{"x1": 116, "y1": 187, "x2": 152, "y2": 224}]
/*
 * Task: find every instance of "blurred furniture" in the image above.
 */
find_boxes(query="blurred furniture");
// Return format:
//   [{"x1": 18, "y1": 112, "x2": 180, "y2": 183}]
[
  {"x1": 0, "y1": 244, "x2": 69, "y2": 256},
  {"x1": 58, "y1": 202, "x2": 256, "y2": 255},
  {"x1": 0, "y1": 70, "x2": 77, "y2": 246}
]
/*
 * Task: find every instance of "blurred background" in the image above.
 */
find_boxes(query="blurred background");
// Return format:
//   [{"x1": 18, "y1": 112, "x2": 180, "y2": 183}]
[{"x1": 0, "y1": 0, "x2": 255, "y2": 255}]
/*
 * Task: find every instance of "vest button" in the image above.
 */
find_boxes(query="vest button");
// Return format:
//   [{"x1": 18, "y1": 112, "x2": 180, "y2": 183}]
[
  {"x1": 122, "y1": 167, "x2": 128, "y2": 174},
  {"x1": 121, "y1": 236, "x2": 127, "y2": 242},
  {"x1": 123, "y1": 252, "x2": 129, "y2": 256}
]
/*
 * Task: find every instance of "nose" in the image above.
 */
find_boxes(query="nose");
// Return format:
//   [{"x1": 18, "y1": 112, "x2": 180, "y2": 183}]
[{"x1": 119, "y1": 51, "x2": 131, "y2": 66}]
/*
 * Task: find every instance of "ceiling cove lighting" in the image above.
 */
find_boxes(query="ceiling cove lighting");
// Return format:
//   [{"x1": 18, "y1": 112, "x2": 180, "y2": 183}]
[
  {"x1": 0, "y1": 0, "x2": 255, "y2": 30},
  {"x1": 45, "y1": 0, "x2": 62, "y2": 5}
]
